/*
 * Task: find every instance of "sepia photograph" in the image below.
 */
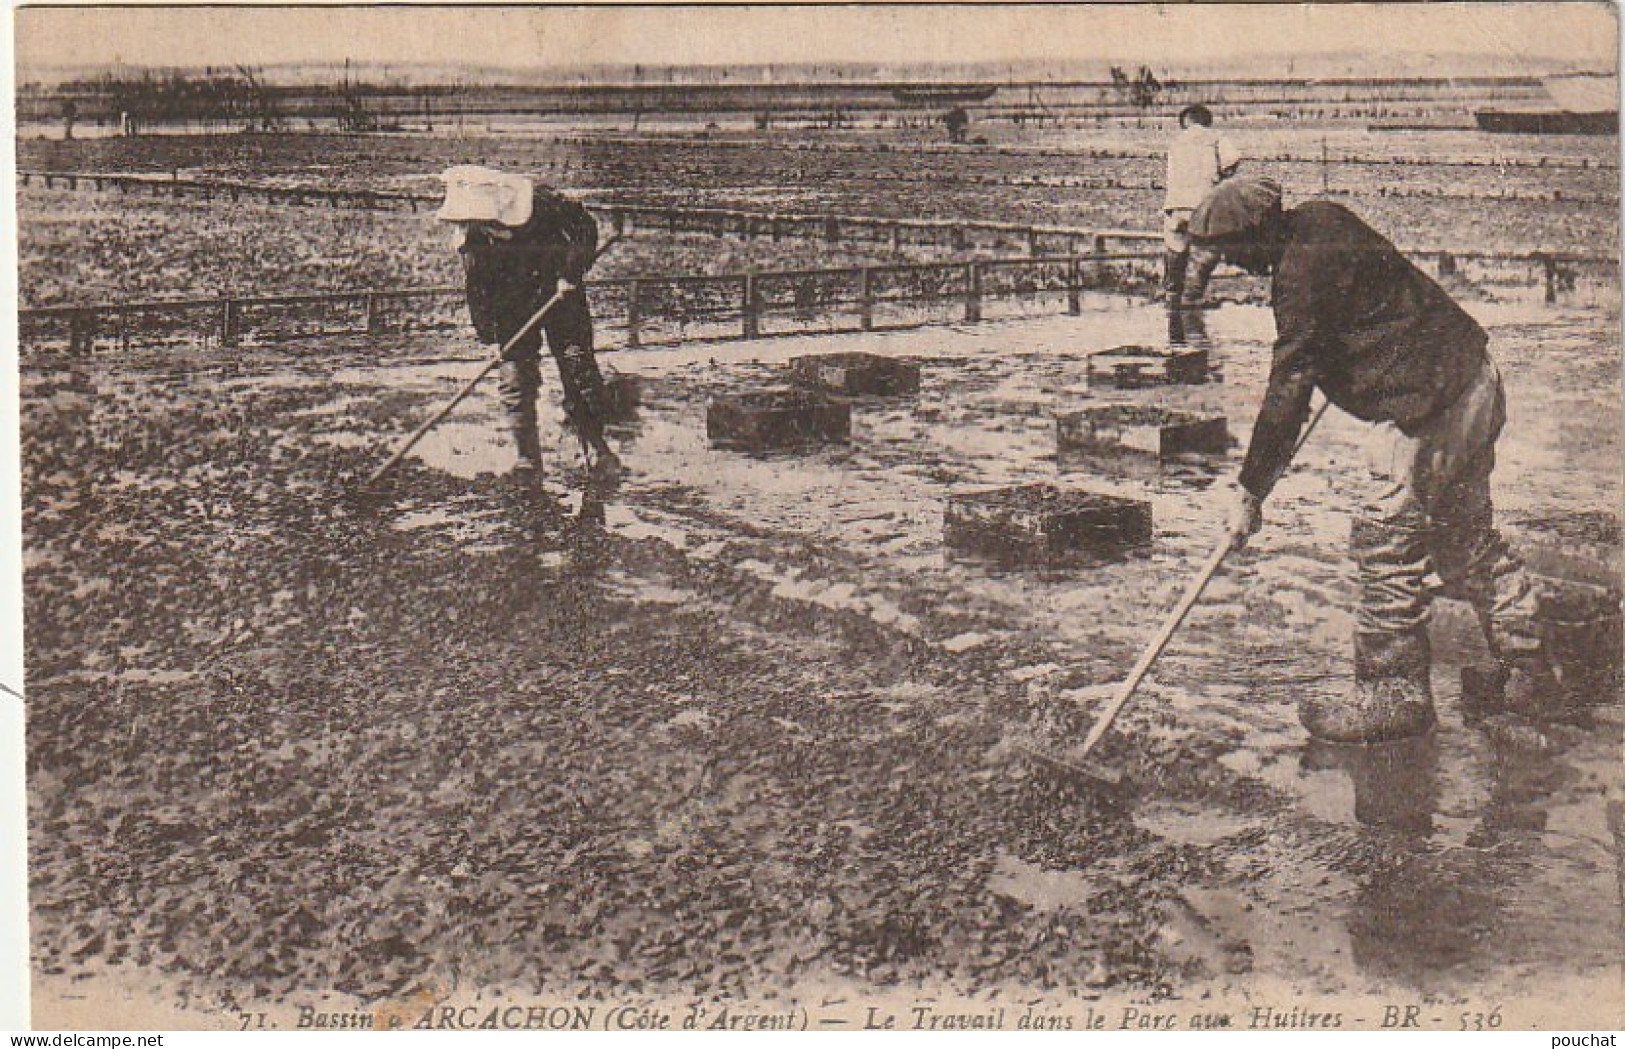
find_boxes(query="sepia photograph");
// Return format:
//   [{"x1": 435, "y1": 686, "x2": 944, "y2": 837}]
[{"x1": 4, "y1": 1, "x2": 1621, "y2": 1034}]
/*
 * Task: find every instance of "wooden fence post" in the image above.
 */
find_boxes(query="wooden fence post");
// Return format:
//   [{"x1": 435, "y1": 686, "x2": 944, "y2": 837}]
[
  {"x1": 890, "y1": 223, "x2": 903, "y2": 254},
  {"x1": 626, "y1": 280, "x2": 642, "y2": 348},
  {"x1": 952, "y1": 225, "x2": 969, "y2": 252},
  {"x1": 1091, "y1": 233, "x2": 1109, "y2": 287},
  {"x1": 742, "y1": 275, "x2": 761, "y2": 338},
  {"x1": 68, "y1": 311, "x2": 93, "y2": 356},
  {"x1": 964, "y1": 262, "x2": 983, "y2": 323},
  {"x1": 823, "y1": 216, "x2": 840, "y2": 243},
  {"x1": 1027, "y1": 227, "x2": 1042, "y2": 257},
  {"x1": 365, "y1": 293, "x2": 384, "y2": 335},
  {"x1": 1067, "y1": 257, "x2": 1082, "y2": 315},
  {"x1": 859, "y1": 267, "x2": 874, "y2": 331},
  {"x1": 220, "y1": 297, "x2": 239, "y2": 347}
]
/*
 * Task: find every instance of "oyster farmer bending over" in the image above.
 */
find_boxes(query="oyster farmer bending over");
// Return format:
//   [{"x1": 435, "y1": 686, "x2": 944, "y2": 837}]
[
  {"x1": 1195, "y1": 176, "x2": 1581, "y2": 743},
  {"x1": 437, "y1": 165, "x2": 620, "y2": 480}
]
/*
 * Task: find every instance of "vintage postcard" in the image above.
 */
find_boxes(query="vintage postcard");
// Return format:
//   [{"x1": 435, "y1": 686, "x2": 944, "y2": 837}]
[{"x1": 6, "y1": 1, "x2": 1621, "y2": 1034}]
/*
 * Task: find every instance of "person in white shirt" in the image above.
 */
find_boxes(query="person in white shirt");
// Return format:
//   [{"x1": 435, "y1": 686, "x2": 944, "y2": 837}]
[{"x1": 1162, "y1": 104, "x2": 1241, "y2": 308}]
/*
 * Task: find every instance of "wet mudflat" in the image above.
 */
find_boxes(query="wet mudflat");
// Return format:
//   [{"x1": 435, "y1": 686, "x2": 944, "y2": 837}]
[{"x1": 23, "y1": 298, "x2": 1622, "y2": 1026}]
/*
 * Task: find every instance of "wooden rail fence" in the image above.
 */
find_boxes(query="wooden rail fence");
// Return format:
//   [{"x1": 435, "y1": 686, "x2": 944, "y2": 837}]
[
  {"x1": 19, "y1": 246, "x2": 1617, "y2": 358},
  {"x1": 18, "y1": 170, "x2": 1618, "y2": 355},
  {"x1": 17, "y1": 168, "x2": 1164, "y2": 257},
  {"x1": 20, "y1": 251, "x2": 1165, "y2": 356}
]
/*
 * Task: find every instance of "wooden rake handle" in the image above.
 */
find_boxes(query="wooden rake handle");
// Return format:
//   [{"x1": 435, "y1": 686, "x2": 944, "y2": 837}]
[
  {"x1": 1073, "y1": 396, "x2": 1333, "y2": 760},
  {"x1": 364, "y1": 288, "x2": 567, "y2": 488},
  {"x1": 1077, "y1": 533, "x2": 1231, "y2": 756}
]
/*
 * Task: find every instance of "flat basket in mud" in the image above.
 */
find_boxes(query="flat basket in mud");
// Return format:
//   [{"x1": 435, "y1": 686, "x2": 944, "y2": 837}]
[
  {"x1": 786, "y1": 352, "x2": 922, "y2": 397},
  {"x1": 706, "y1": 389, "x2": 852, "y2": 451},
  {"x1": 1523, "y1": 543, "x2": 1625, "y2": 697},
  {"x1": 1537, "y1": 587, "x2": 1624, "y2": 698},
  {"x1": 1056, "y1": 404, "x2": 1229, "y2": 459},
  {"x1": 599, "y1": 372, "x2": 642, "y2": 424},
  {"x1": 944, "y1": 483, "x2": 1152, "y2": 562},
  {"x1": 1085, "y1": 344, "x2": 1209, "y2": 389}
]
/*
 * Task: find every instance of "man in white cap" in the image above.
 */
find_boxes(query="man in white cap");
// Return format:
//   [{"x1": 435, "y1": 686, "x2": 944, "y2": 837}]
[
  {"x1": 1188, "y1": 176, "x2": 1576, "y2": 744},
  {"x1": 438, "y1": 165, "x2": 619, "y2": 478},
  {"x1": 1162, "y1": 104, "x2": 1241, "y2": 309}
]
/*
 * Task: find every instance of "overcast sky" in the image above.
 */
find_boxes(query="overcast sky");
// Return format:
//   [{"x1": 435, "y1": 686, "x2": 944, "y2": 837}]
[{"x1": 13, "y1": 2, "x2": 1619, "y2": 73}]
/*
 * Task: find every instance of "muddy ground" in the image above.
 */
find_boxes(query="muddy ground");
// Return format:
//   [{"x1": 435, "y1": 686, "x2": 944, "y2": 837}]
[
  {"x1": 14, "y1": 186, "x2": 955, "y2": 310},
  {"x1": 22, "y1": 292, "x2": 1622, "y2": 1028}
]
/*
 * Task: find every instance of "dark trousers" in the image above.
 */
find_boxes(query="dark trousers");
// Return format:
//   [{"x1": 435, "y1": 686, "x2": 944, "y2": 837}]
[
  {"x1": 495, "y1": 293, "x2": 607, "y2": 463},
  {"x1": 1161, "y1": 209, "x2": 1221, "y2": 306},
  {"x1": 1350, "y1": 358, "x2": 1539, "y2": 660}
]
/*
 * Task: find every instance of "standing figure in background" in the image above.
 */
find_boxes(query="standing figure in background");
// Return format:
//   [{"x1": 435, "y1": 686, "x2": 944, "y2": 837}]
[
  {"x1": 437, "y1": 165, "x2": 619, "y2": 481},
  {"x1": 1162, "y1": 103, "x2": 1241, "y2": 309}
]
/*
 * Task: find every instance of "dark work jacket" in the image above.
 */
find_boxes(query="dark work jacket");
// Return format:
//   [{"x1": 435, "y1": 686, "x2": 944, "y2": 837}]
[
  {"x1": 460, "y1": 187, "x2": 599, "y2": 345},
  {"x1": 1238, "y1": 201, "x2": 1489, "y2": 498}
]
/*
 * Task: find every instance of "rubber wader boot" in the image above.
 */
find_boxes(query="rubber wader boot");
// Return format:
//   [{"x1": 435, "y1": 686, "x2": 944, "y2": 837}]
[
  {"x1": 500, "y1": 356, "x2": 545, "y2": 481},
  {"x1": 1301, "y1": 629, "x2": 1436, "y2": 744},
  {"x1": 1460, "y1": 630, "x2": 1589, "y2": 727},
  {"x1": 586, "y1": 428, "x2": 622, "y2": 481},
  {"x1": 512, "y1": 423, "x2": 545, "y2": 480},
  {"x1": 568, "y1": 380, "x2": 623, "y2": 481},
  {"x1": 1161, "y1": 250, "x2": 1189, "y2": 305}
]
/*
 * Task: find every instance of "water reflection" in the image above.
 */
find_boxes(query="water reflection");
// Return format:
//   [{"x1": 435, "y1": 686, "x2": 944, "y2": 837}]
[
  {"x1": 1296, "y1": 736, "x2": 1487, "y2": 980},
  {"x1": 1166, "y1": 306, "x2": 1212, "y2": 350},
  {"x1": 1463, "y1": 730, "x2": 1577, "y2": 847},
  {"x1": 502, "y1": 472, "x2": 618, "y2": 575},
  {"x1": 1296, "y1": 720, "x2": 1583, "y2": 845},
  {"x1": 1345, "y1": 837, "x2": 1497, "y2": 980},
  {"x1": 1055, "y1": 448, "x2": 1226, "y2": 489},
  {"x1": 942, "y1": 539, "x2": 1154, "y2": 579},
  {"x1": 1300, "y1": 735, "x2": 1440, "y2": 836},
  {"x1": 1293, "y1": 725, "x2": 1595, "y2": 986}
]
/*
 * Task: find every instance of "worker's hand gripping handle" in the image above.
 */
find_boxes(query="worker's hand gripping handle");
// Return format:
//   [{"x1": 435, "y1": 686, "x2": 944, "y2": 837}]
[{"x1": 1072, "y1": 396, "x2": 1333, "y2": 761}]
